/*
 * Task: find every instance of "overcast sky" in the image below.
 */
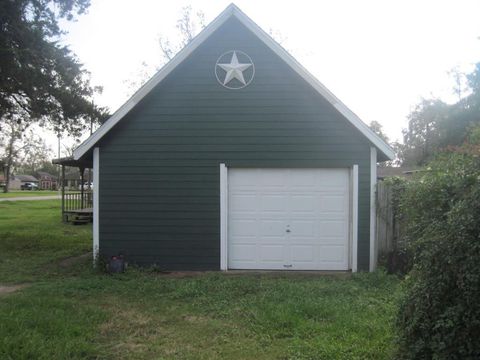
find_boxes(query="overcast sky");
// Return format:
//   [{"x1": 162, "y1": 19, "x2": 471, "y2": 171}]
[{"x1": 51, "y1": 0, "x2": 480, "y2": 154}]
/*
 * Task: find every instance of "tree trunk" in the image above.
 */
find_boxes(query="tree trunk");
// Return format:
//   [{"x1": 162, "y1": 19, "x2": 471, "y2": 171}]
[
  {"x1": 3, "y1": 124, "x2": 18, "y2": 193},
  {"x1": 4, "y1": 165, "x2": 10, "y2": 193}
]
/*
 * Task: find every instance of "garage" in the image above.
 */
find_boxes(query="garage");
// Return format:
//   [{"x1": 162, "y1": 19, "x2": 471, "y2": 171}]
[
  {"x1": 227, "y1": 168, "x2": 351, "y2": 270},
  {"x1": 73, "y1": 4, "x2": 394, "y2": 271}
]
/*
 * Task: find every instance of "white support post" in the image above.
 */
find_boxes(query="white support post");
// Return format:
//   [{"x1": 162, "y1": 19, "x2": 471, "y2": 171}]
[
  {"x1": 352, "y1": 164, "x2": 359, "y2": 273},
  {"x1": 93, "y1": 147, "x2": 100, "y2": 265},
  {"x1": 369, "y1": 147, "x2": 378, "y2": 272},
  {"x1": 220, "y1": 163, "x2": 228, "y2": 270}
]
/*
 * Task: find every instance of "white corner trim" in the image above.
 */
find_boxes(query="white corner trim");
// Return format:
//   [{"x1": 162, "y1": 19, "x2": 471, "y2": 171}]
[
  {"x1": 93, "y1": 147, "x2": 100, "y2": 265},
  {"x1": 73, "y1": 4, "x2": 394, "y2": 161},
  {"x1": 369, "y1": 147, "x2": 377, "y2": 272},
  {"x1": 352, "y1": 164, "x2": 359, "y2": 273},
  {"x1": 220, "y1": 163, "x2": 228, "y2": 271}
]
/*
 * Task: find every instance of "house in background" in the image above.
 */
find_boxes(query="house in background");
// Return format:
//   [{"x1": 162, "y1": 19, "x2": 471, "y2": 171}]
[
  {"x1": 57, "y1": 4, "x2": 394, "y2": 272},
  {"x1": 64, "y1": 169, "x2": 83, "y2": 190},
  {"x1": 37, "y1": 171, "x2": 58, "y2": 190},
  {"x1": 15, "y1": 175, "x2": 39, "y2": 188},
  {"x1": 9, "y1": 176, "x2": 22, "y2": 190},
  {"x1": 0, "y1": 174, "x2": 21, "y2": 190}
]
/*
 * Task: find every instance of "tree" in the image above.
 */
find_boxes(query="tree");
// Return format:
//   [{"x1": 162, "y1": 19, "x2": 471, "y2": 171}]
[
  {"x1": 0, "y1": 112, "x2": 44, "y2": 191},
  {"x1": 401, "y1": 99, "x2": 449, "y2": 166},
  {"x1": 400, "y1": 63, "x2": 480, "y2": 166},
  {"x1": 466, "y1": 62, "x2": 480, "y2": 96},
  {"x1": 0, "y1": 0, "x2": 107, "y2": 135},
  {"x1": 15, "y1": 138, "x2": 52, "y2": 176},
  {"x1": 125, "y1": 5, "x2": 206, "y2": 94},
  {"x1": 368, "y1": 120, "x2": 390, "y2": 144},
  {"x1": 1, "y1": 0, "x2": 109, "y2": 191},
  {"x1": 368, "y1": 120, "x2": 404, "y2": 166},
  {"x1": 158, "y1": 5, "x2": 205, "y2": 62},
  {"x1": 36, "y1": 160, "x2": 60, "y2": 177},
  {"x1": 447, "y1": 66, "x2": 469, "y2": 101}
]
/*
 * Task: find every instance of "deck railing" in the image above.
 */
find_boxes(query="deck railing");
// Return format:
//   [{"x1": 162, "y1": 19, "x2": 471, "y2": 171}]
[{"x1": 63, "y1": 191, "x2": 93, "y2": 212}]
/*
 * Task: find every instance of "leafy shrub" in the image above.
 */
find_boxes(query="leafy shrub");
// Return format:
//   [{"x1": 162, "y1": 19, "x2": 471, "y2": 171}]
[{"x1": 396, "y1": 152, "x2": 480, "y2": 359}]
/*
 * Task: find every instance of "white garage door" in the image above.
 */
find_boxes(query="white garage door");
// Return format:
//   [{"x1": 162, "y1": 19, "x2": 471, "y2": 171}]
[{"x1": 228, "y1": 168, "x2": 350, "y2": 270}]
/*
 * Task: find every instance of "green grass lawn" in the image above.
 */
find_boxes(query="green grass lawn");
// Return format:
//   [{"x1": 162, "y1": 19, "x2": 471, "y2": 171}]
[
  {"x1": 0, "y1": 190, "x2": 59, "y2": 198},
  {"x1": 0, "y1": 200, "x2": 401, "y2": 359}
]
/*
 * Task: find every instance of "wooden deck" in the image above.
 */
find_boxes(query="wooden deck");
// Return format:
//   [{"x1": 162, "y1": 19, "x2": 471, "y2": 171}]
[
  {"x1": 62, "y1": 191, "x2": 93, "y2": 225},
  {"x1": 64, "y1": 207, "x2": 93, "y2": 214},
  {"x1": 63, "y1": 208, "x2": 93, "y2": 224}
]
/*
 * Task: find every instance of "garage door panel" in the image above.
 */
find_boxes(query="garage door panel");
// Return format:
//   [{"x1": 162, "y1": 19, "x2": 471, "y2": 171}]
[
  {"x1": 318, "y1": 220, "x2": 349, "y2": 239},
  {"x1": 319, "y1": 194, "x2": 348, "y2": 214},
  {"x1": 290, "y1": 220, "x2": 315, "y2": 237},
  {"x1": 230, "y1": 219, "x2": 257, "y2": 236},
  {"x1": 260, "y1": 195, "x2": 288, "y2": 212},
  {"x1": 319, "y1": 245, "x2": 347, "y2": 263},
  {"x1": 228, "y1": 168, "x2": 350, "y2": 270},
  {"x1": 291, "y1": 245, "x2": 315, "y2": 262},
  {"x1": 290, "y1": 195, "x2": 316, "y2": 213},
  {"x1": 229, "y1": 194, "x2": 257, "y2": 212},
  {"x1": 260, "y1": 220, "x2": 287, "y2": 237},
  {"x1": 289, "y1": 171, "x2": 316, "y2": 187},
  {"x1": 259, "y1": 245, "x2": 286, "y2": 262},
  {"x1": 259, "y1": 170, "x2": 287, "y2": 187},
  {"x1": 230, "y1": 244, "x2": 257, "y2": 262},
  {"x1": 316, "y1": 171, "x2": 349, "y2": 188},
  {"x1": 229, "y1": 170, "x2": 258, "y2": 187}
]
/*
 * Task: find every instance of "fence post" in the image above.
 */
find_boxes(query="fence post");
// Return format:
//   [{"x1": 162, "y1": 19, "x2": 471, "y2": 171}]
[
  {"x1": 376, "y1": 179, "x2": 406, "y2": 260},
  {"x1": 61, "y1": 165, "x2": 65, "y2": 222}
]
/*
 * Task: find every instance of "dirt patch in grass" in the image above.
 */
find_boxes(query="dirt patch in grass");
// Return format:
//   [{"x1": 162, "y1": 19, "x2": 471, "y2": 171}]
[
  {"x1": 156, "y1": 271, "x2": 209, "y2": 278},
  {"x1": 97, "y1": 303, "x2": 169, "y2": 358},
  {"x1": 0, "y1": 284, "x2": 28, "y2": 296}
]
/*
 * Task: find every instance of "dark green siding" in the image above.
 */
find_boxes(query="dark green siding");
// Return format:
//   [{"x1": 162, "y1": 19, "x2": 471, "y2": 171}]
[{"x1": 98, "y1": 17, "x2": 374, "y2": 270}]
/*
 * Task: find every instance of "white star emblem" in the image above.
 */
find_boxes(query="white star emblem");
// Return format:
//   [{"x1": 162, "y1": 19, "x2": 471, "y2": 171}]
[
  {"x1": 215, "y1": 50, "x2": 255, "y2": 89},
  {"x1": 217, "y1": 51, "x2": 252, "y2": 85}
]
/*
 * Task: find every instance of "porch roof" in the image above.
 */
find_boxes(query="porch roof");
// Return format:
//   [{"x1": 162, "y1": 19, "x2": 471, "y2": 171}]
[{"x1": 52, "y1": 156, "x2": 92, "y2": 169}]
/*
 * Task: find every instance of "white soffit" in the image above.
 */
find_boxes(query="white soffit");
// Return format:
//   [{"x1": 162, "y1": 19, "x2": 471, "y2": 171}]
[{"x1": 74, "y1": 3, "x2": 394, "y2": 161}]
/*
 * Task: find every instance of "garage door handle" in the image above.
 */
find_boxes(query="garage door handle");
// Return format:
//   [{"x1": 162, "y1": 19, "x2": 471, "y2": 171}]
[{"x1": 286, "y1": 229, "x2": 291, "y2": 233}]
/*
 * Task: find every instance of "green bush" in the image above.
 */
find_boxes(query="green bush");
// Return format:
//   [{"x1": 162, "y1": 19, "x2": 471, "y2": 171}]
[{"x1": 396, "y1": 152, "x2": 480, "y2": 359}]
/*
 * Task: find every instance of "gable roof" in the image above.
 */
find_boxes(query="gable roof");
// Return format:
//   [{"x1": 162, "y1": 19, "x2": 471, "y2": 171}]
[
  {"x1": 37, "y1": 171, "x2": 57, "y2": 180},
  {"x1": 74, "y1": 3, "x2": 395, "y2": 161},
  {"x1": 16, "y1": 175, "x2": 38, "y2": 182}
]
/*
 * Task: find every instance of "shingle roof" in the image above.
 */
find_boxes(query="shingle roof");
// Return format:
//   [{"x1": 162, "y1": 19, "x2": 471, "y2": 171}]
[
  {"x1": 37, "y1": 171, "x2": 57, "y2": 180},
  {"x1": 15, "y1": 175, "x2": 39, "y2": 182}
]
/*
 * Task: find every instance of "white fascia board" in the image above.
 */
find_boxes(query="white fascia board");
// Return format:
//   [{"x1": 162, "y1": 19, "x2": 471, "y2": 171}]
[{"x1": 74, "y1": 3, "x2": 394, "y2": 161}]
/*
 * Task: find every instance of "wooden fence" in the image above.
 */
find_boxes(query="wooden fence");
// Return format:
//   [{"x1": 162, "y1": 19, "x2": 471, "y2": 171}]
[{"x1": 376, "y1": 181, "x2": 405, "y2": 257}]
